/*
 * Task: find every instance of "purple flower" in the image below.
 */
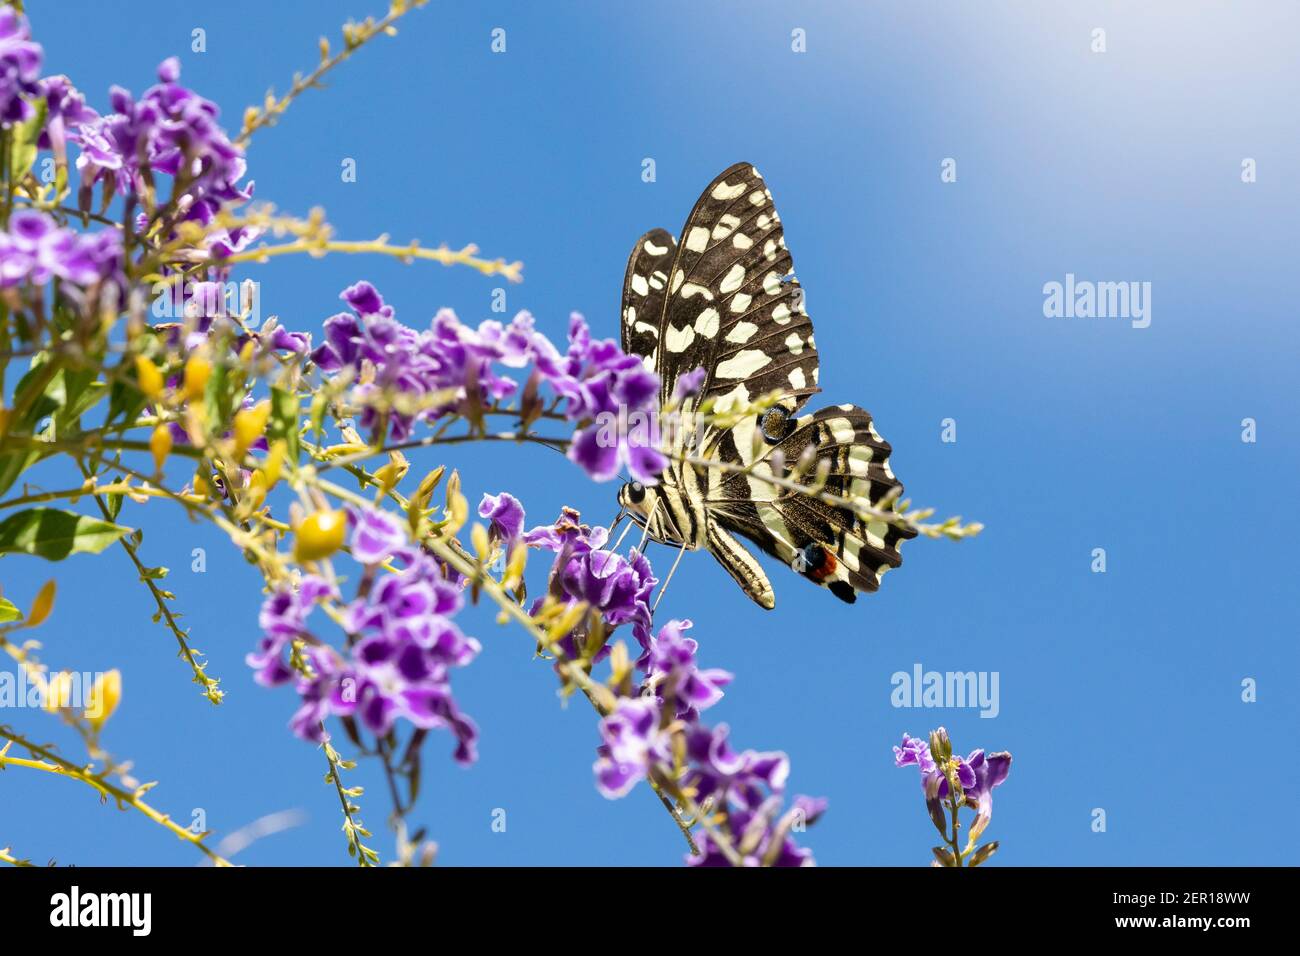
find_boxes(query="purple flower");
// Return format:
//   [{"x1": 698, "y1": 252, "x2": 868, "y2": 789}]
[
  {"x1": 685, "y1": 723, "x2": 790, "y2": 810},
  {"x1": 478, "y1": 491, "x2": 525, "y2": 549},
  {"x1": 347, "y1": 505, "x2": 407, "y2": 565},
  {"x1": 671, "y1": 366, "x2": 706, "y2": 402},
  {"x1": 0, "y1": 210, "x2": 123, "y2": 289},
  {"x1": 643, "y1": 619, "x2": 732, "y2": 718},
  {"x1": 687, "y1": 794, "x2": 825, "y2": 867},
  {"x1": 37, "y1": 75, "x2": 97, "y2": 165},
  {"x1": 893, "y1": 732, "x2": 937, "y2": 777},
  {"x1": 247, "y1": 576, "x2": 336, "y2": 686},
  {"x1": 311, "y1": 286, "x2": 544, "y2": 441},
  {"x1": 593, "y1": 697, "x2": 669, "y2": 798},
  {"x1": 895, "y1": 730, "x2": 1013, "y2": 854},
  {"x1": 549, "y1": 314, "x2": 665, "y2": 483},
  {"x1": 963, "y1": 749, "x2": 1012, "y2": 841},
  {"x1": 0, "y1": 9, "x2": 42, "y2": 125},
  {"x1": 559, "y1": 547, "x2": 655, "y2": 631}
]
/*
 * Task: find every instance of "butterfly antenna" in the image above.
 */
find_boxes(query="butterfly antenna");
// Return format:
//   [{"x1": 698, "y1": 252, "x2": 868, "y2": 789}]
[{"x1": 652, "y1": 541, "x2": 689, "y2": 613}]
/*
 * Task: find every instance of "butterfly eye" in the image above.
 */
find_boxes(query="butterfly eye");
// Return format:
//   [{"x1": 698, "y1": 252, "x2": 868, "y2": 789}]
[
  {"x1": 759, "y1": 407, "x2": 792, "y2": 444},
  {"x1": 626, "y1": 481, "x2": 646, "y2": 504}
]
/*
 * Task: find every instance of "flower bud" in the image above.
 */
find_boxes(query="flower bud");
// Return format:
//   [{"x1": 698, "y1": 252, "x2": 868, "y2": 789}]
[
  {"x1": 86, "y1": 669, "x2": 122, "y2": 727},
  {"x1": 929, "y1": 727, "x2": 952, "y2": 761},
  {"x1": 262, "y1": 440, "x2": 287, "y2": 489},
  {"x1": 294, "y1": 509, "x2": 347, "y2": 562},
  {"x1": 44, "y1": 671, "x2": 74, "y2": 712}
]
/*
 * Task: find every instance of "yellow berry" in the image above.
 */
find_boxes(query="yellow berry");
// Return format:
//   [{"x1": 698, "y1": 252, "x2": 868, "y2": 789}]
[
  {"x1": 232, "y1": 400, "x2": 271, "y2": 458},
  {"x1": 182, "y1": 354, "x2": 211, "y2": 403},
  {"x1": 135, "y1": 356, "x2": 164, "y2": 400},
  {"x1": 294, "y1": 509, "x2": 347, "y2": 562},
  {"x1": 149, "y1": 424, "x2": 173, "y2": 473}
]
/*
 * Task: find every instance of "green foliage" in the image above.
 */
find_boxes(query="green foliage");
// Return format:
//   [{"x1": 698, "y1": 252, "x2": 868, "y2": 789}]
[{"x1": 0, "y1": 508, "x2": 131, "y2": 560}]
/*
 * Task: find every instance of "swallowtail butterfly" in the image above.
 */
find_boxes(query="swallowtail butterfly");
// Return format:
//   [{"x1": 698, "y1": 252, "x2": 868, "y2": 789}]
[{"x1": 616, "y1": 163, "x2": 915, "y2": 608}]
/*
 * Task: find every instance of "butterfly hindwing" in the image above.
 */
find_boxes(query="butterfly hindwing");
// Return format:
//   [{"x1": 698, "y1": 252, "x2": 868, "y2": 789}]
[{"x1": 705, "y1": 404, "x2": 914, "y2": 602}]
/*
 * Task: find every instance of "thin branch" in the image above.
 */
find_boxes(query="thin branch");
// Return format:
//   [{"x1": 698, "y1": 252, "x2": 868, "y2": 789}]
[{"x1": 0, "y1": 728, "x2": 232, "y2": 867}]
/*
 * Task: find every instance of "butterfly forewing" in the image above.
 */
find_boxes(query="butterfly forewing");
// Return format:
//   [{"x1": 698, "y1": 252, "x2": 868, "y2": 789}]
[
  {"x1": 620, "y1": 227, "x2": 676, "y2": 365},
  {"x1": 652, "y1": 163, "x2": 819, "y2": 412}
]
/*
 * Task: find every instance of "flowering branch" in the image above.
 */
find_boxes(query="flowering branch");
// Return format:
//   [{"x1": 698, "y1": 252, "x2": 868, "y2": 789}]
[
  {"x1": 0, "y1": 0, "x2": 992, "y2": 870},
  {"x1": 235, "y1": 0, "x2": 430, "y2": 146}
]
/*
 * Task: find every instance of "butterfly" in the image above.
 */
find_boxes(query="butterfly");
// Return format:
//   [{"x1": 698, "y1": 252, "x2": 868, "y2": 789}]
[{"x1": 614, "y1": 163, "x2": 915, "y2": 609}]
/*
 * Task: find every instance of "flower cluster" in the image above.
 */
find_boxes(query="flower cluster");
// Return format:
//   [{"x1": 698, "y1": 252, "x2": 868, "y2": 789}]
[
  {"x1": 895, "y1": 728, "x2": 1012, "y2": 866},
  {"x1": 248, "y1": 507, "x2": 479, "y2": 765},
  {"x1": 74, "y1": 57, "x2": 251, "y2": 224},
  {"x1": 0, "y1": 210, "x2": 122, "y2": 289},
  {"x1": 516, "y1": 500, "x2": 825, "y2": 865},
  {"x1": 311, "y1": 282, "x2": 664, "y2": 482},
  {"x1": 522, "y1": 506, "x2": 655, "y2": 662},
  {"x1": 591, "y1": 624, "x2": 824, "y2": 866}
]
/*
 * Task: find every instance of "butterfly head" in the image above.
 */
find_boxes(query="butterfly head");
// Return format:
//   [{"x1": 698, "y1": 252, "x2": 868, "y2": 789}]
[{"x1": 616, "y1": 479, "x2": 688, "y2": 546}]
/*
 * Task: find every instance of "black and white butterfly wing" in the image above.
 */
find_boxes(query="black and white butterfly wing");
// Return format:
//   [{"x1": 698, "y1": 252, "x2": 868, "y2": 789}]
[
  {"x1": 705, "y1": 404, "x2": 917, "y2": 604},
  {"x1": 652, "y1": 163, "x2": 820, "y2": 412},
  {"x1": 620, "y1": 227, "x2": 676, "y2": 365}
]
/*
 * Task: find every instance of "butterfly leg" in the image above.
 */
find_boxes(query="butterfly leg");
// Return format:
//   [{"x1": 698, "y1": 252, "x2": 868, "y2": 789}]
[
  {"x1": 705, "y1": 520, "x2": 776, "y2": 610},
  {"x1": 652, "y1": 540, "x2": 690, "y2": 613}
]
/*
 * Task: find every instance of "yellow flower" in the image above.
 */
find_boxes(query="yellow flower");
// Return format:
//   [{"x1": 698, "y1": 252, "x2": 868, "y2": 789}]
[
  {"x1": 86, "y1": 669, "x2": 122, "y2": 727},
  {"x1": 294, "y1": 509, "x2": 347, "y2": 562}
]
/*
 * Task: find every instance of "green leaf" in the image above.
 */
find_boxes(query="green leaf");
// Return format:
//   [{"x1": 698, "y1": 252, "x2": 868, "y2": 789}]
[
  {"x1": 9, "y1": 97, "x2": 48, "y2": 182},
  {"x1": 0, "y1": 597, "x2": 21, "y2": 623},
  {"x1": 0, "y1": 508, "x2": 132, "y2": 561},
  {"x1": 106, "y1": 376, "x2": 148, "y2": 428},
  {"x1": 0, "y1": 450, "x2": 38, "y2": 498}
]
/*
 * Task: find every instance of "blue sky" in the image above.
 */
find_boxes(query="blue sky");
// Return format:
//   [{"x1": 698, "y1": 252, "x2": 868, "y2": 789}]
[{"x1": 3, "y1": 0, "x2": 1296, "y2": 866}]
